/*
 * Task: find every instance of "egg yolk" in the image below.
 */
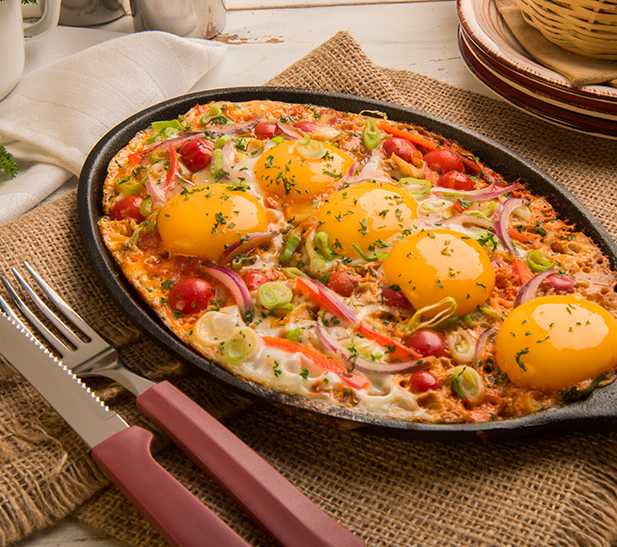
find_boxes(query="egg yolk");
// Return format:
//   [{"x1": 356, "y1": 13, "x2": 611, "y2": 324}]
[
  {"x1": 254, "y1": 140, "x2": 353, "y2": 205},
  {"x1": 315, "y1": 182, "x2": 419, "y2": 259},
  {"x1": 495, "y1": 295, "x2": 617, "y2": 391},
  {"x1": 383, "y1": 229, "x2": 495, "y2": 317},
  {"x1": 158, "y1": 184, "x2": 268, "y2": 260}
]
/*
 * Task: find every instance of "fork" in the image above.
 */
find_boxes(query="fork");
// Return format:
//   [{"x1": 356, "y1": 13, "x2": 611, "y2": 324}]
[{"x1": 0, "y1": 262, "x2": 364, "y2": 547}]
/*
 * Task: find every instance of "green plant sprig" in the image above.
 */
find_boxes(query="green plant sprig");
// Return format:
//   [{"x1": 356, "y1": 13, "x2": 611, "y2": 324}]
[{"x1": 0, "y1": 146, "x2": 19, "y2": 179}]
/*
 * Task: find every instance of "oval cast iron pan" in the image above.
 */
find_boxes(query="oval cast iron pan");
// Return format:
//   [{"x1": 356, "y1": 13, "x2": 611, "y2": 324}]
[{"x1": 78, "y1": 87, "x2": 617, "y2": 442}]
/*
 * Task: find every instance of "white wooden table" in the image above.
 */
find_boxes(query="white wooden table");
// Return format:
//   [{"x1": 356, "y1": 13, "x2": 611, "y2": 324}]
[{"x1": 16, "y1": 1, "x2": 493, "y2": 544}]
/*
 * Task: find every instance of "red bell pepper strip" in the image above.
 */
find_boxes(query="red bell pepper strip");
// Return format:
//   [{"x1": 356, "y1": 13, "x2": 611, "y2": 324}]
[
  {"x1": 377, "y1": 121, "x2": 439, "y2": 151},
  {"x1": 508, "y1": 228, "x2": 532, "y2": 244},
  {"x1": 164, "y1": 142, "x2": 178, "y2": 189},
  {"x1": 513, "y1": 257, "x2": 532, "y2": 285},
  {"x1": 128, "y1": 144, "x2": 158, "y2": 166},
  {"x1": 356, "y1": 324, "x2": 422, "y2": 361},
  {"x1": 296, "y1": 277, "x2": 422, "y2": 361},
  {"x1": 261, "y1": 336, "x2": 369, "y2": 390}
]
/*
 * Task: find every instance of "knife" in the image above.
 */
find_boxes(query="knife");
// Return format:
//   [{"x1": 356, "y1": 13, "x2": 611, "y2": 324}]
[{"x1": 0, "y1": 312, "x2": 250, "y2": 547}]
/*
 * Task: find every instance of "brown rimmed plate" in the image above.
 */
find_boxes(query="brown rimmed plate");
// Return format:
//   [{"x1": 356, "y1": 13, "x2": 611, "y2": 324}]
[{"x1": 78, "y1": 87, "x2": 617, "y2": 441}]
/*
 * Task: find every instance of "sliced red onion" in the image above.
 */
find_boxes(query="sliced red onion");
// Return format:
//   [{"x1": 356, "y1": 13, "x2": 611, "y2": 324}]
[
  {"x1": 221, "y1": 139, "x2": 237, "y2": 175},
  {"x1": 207, "y1": 119, "x2": 261, "y2": 135},
  {"x1": 128, "y1": 133, "x2": 206, "y2": 164},
  {"x1": 344, "y1": 154, "x2": 371, "y2": 181},
  {"x1": 514, "y1": 268, "x2": 556, "y2": 307},
  {"x1": 440, "y1": 214, "x2": 493, "y2": 229},
  {"x1": 202, "y1": 263, "x2": 253, "y2": 322},
  {"x1": 474, "y1": 325, "x2": 498, "y2": 365},
  {"x1": 316, "y1": 323, "x2": 428, "y2": 375},
  {"x1": 433, "y1": 182, "x2": 521, "y2": 202},
  {"x1": 493, "y1": 197, "x2": 527, "y2": 257},
  {"x1": 312, "y1": 279, "x2": 360, "y2": 326},
  {"x1": 220, "y1": 231, "x2": 279, "y2": 264},
  {"x1": 276, "y1": 121, "x2": 303, "y2": 140},
  {"x1": 145, "y1": 177, "x2": 167, "y2": 204}
]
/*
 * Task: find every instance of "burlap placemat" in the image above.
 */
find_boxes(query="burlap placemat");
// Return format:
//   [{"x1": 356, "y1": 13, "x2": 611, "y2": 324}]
[{"x1": 3, "y1": 31, "x2": 617, "y2": 547}]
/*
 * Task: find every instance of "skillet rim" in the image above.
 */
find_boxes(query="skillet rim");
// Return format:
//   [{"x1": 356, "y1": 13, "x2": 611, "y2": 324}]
[{"x1": 77, "y1": 86, "x2": 617, "y2": 442}]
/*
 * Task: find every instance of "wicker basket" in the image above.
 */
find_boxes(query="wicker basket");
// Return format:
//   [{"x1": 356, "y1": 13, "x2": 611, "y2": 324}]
[{"x1": 515, "y1": 0, "x2": 617, "y2": 60}]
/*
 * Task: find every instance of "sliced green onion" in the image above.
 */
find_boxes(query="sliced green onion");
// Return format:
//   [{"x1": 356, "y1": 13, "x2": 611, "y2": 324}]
[
  {"x1": 399, "y1": 177, "x2": 432, "y2": 196},
  {"x1": 477, "y1": 304, "x2": 499, "y2": 318},
  {"x1": 215, "y1": 135, "x2": 232, "y2": 148},
  {"x1": 314, "y1": 232, "x2": 337, "y2": 261},
  {"x1": 460, "y1": 313, "x2": 475, "y2": 328},
  {"x1": 258, "y1": 282, "x2": 293, "y2": 310},
  {"x1": 280, "y1": 231, "x2": 302, "y2": 264},
  {"x1": 447, "y1": 330, "x2": 475, "y2": 363},
  {"x1": 295, "y1": 136, "x2": 325, "y2": 160},
  {"x1": 193, "y1": 311, "x2": 237, "y2": 344},
  {"x1": 201, "y1": 106, "x2": 223, "y2": 124},
  {"x1": 363, "y1": 118, "x2": 380, "y2": 150},
  {"x1": 448, "y1": 366, "x2": 485, "y2": 403},
  {"x1": 231, "y1": 256, "x2": 256, "y2": 271},
  {"x1": 352, "y1": 243, "x2": 389, "y2": 262},
  {"x1": 211, "y1": 148, "x2": 224, "y2": 175},
  {"x1": 305, "y1": 234, "x2": 327, "y2": 271},
  {"x1": 283, "y1": 267, "x2": 307, "y2": 279},
  {"x1": 420, "y1": 198, "x2": 451, "y2": 214},
  {"x1": 139, "y1": 196, "x2": 152, "y2": 218},
  {"x1": 526, "y1": 251, "x2": 554, "y2": 273},
  {"x1": 480, "y1": 201, "x2": 498, "y2": 219},
  {"x1": 149, "y1": 149, "x2": 167, "y2": 163},
  {"x1": 125, "y1": 220, "x2": 155, "y2": 250},
  {"x1": 151, "y1": 120, "x2": 180, "y2": 131},
  {"x1": 405, "y1": 296, "x2": 457, "y2": 334},
  {"x1": 223, "y1": 328, "x2": 260, "y2": 363},
  {"x1": 579, "y1": 372, "x2": 607, "y2": 396},
  {"x1": 271, "y1": 136, "x2": 285, "y2": 145},
  {"x1": 115, "y1": 168, "x2": 148, "y2": 195},
  {"x1": 465, "y1": 210, "x2": 493, "y2": 222},
  {"x1": 286, "y1": 327, "x2": 303, "y2": 341}
]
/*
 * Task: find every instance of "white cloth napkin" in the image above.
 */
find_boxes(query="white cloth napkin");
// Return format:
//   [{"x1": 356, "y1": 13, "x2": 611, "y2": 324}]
[{"x1": 0, "y1": 27, "x2": 227, "y2": 225}]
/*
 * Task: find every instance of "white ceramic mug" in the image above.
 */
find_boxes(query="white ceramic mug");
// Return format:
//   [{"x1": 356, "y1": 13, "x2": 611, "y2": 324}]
[{"x1": 0, "y1": 0, "x2": 62, "y2": 101}]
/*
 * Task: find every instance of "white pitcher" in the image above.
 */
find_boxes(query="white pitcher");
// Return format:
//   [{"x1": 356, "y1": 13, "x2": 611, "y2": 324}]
[{"x1": 0, "y1": 0, "x2": 61, "y2": 100}]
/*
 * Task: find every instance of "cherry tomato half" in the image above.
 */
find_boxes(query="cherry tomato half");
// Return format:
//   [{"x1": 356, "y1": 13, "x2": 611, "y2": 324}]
[
  {"x1": 546, "y1": 274, "x2": 576, "y2": 294},
  {"x1": 407, "y1": 370, "x2": 441, "y2": 393},
  {"x1": 293, "y1": 120, "x2": 318, "y2": 133},
  {"x1": 241, "y1": 270, "x2": 270, "y2": 292},
  {"x1": 178, "y1": 139, "x2": 213, "y2": 172},
  {"x1": 328, "y1": 271, "x2": 357, "y2": 297},
  {"x1": 381, "y1": 286, "x2": 411, "y2": 309},
  {"x1": 383, "y1": 137, "x2": 418, "y2": 164},
  {"x1": 404, "y1": 329, "x2": 448, "y2": 358},
  {"x1": 168, "y1": 278, "x2": 214, "y2": 314},
  {"x1": 423, "y1": 149, "x2": 465, "y2": 173},
  {"x1": 436, "y1": 171, "x2": 475, "y2": 191},
  {"x1": 254, "y1": 121, "x2": 279, "y2": 139},
  {"x1": 110, "y1": 196, "x2": 146, "y2": 223}
]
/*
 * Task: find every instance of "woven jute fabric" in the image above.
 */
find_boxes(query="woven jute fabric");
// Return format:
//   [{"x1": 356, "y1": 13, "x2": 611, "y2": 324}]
[{"x1": 3, "y1": 31, "x2": 617, "y2": 547}]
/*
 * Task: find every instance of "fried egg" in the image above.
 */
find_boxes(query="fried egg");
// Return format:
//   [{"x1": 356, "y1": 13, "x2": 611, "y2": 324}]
[
  {"x1": 494, "y1": 294, "x2": 617, "y2": 391},
  {"x1": 157, "y1": 184, "x2": 268, "y2": 260},
  {"x1": 315, "y1": 181, "x2": 419, "y2": 259},
  {"x1": 383, "y1": 228, "x2": 495, "y2": 316},
  {"x1": 254, "y1": 140, "x2": 353, "y2": 205}
]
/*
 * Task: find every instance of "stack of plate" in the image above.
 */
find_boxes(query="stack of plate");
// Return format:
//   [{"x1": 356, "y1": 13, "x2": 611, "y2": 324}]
[{"x1": 457, "y1": 0, "x2": 617, "y2": 138}]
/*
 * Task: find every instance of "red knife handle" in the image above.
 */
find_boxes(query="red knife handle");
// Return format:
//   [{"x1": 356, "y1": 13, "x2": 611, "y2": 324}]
[
  {"x1": 136, "y1": 381, "x2": 365, "y2": 547},
  {"x1": 91, "y1": 425, "x2": 250, "y2": 547}
]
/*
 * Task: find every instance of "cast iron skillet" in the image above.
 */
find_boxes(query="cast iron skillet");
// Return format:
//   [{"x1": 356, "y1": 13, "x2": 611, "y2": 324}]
[{"x1": 78, "y1": 87, "x2": 617, "y2": 442}]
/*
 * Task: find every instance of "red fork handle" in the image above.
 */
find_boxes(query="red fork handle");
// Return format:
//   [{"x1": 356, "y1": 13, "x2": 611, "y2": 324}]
[
  {"x1": 92, "y1": 426, "x2": 250, "y2": 547},
  {"x1": 136, "y1": 381, "x2": 365, "y2": 547}
]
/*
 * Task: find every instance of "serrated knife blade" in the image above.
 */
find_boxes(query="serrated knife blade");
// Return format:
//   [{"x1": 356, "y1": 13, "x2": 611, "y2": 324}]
[
  {"x1": 0, "y1": 312, "x2": 128, "y2": 447},
  {"x1": 0, "y1": 312, "x2": 249, "y2": 547}
]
